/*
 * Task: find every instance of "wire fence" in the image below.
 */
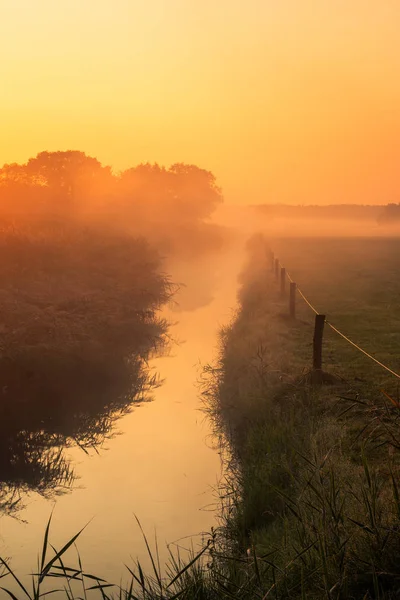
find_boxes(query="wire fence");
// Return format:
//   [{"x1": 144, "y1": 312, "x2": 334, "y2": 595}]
[{"x1": 271, "y1": 253, "x2": 400, "y2": 381}]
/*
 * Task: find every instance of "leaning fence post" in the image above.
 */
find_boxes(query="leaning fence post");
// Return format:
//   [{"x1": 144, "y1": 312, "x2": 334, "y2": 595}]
[
  {"x1": 313, "y1": 314, "x2": 326, "y2": 375},
  {"x1": 274, "y1": 258, "x2": 279, "y2": 281},
  {"x1": 289, "y1": 282, "x2": 296, "y2": 318},
  {"x1": 280, "y1": 267, "x2": 286, "y2": 296}
]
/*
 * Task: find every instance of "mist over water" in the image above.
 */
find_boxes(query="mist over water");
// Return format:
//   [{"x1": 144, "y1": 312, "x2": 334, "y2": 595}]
[
  {"x1": 0, "y1": 243, "x2": 242, "y2": 586},
  {"x1": 0, "y1": 153, "x2": 245, "y2": 585}
]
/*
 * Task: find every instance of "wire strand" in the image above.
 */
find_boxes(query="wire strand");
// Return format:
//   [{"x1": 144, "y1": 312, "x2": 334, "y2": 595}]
[
  {"x1": 296, "y1": 287, "x2": 319, "y2": 315},
  {"x1": 273, "y1": 255, "x2": 400, "y2": 381},
  {"x1": 326, "y1": 321, "x2": 400, "y2": 380}
]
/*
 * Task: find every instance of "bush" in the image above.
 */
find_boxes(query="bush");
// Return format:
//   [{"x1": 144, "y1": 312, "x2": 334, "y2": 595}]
[{"x1": 0, "y1": 220, "x2": 173, "y2": 507}]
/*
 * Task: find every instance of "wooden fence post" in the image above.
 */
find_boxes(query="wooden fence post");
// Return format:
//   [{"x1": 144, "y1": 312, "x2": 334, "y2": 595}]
[
  {"x1": 274, "y1": 258, "x2": 279, "y2": 281},
  {"x1": 280, "y1": 267, "x2": 286, "y2": 296},
  {"x1": 290, "y1": 282, "x2": 296, "y2": 318},
  {"x1": 313, "y1": 314, "x2": 326, "y2": 373}
]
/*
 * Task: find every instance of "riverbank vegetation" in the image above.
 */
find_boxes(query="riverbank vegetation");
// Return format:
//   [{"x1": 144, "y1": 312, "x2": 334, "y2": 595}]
[
  {"x1": 3, "y1": 233, "x2": 400, "y2": 598},
  {"x1": 0, "y1": 221, "x2": 173, "y2": 511},
  {"x1": 200, "y1": 234, "x2": 400, "y2": 598}
]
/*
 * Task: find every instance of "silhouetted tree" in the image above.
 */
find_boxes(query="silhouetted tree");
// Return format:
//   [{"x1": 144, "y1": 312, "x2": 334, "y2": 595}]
[
  {"x1": 25, "y1": 150, "x2": 113, "y2": 200},
  {"x1": 168, "y1": 163, "x2": 222, "y2": 219},
  {"x1": 377, "y1": 203, "x2": 400, "y2": 225},
  {"x1": 0, "y1": 150, "x2": 225, "y2": 255},
  {"x1": 119, "y1": 162, "x2": 222, "y2": 222}
]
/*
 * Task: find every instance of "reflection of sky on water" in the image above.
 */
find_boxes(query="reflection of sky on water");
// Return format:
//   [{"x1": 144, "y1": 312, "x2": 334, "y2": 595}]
[{"x1": 0, "y1": 247, "x2": 241, "y2": 588}]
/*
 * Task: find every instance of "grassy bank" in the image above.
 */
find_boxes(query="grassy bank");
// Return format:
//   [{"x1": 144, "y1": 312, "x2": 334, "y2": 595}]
[{"x1": 201, "y1": 234, "x2": 400, "y2": 599}]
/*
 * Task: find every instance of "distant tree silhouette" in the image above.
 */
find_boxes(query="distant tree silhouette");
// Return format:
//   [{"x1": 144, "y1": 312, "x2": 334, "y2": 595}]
[
  {"x1": 25, "y1": 150, "x2": 113, "y2": 200},
  {"x1": 0, "y1": 161, "x2": 50, "y2": 215},
  {"x1": 254, "y1": 203, "x2": 381, "y2": 222},
  {"x1": 119, "y1": 162, "x2": 222, "y2": 222},
  {"x1": 377, "y1": 203, "x2": 400, "y2": 225},
  {"x1": 0, "y1": 152, "x2": 222, "y2": 223},
  {"x1": 168, "y1": 163, "x2": 222, "y2": 219},
  {"x1": 0, "y1": 151, "x2": 113, "y2": 218},
  {"x1": 0, "y1": 150, "x2": 225, "y2": 255}
]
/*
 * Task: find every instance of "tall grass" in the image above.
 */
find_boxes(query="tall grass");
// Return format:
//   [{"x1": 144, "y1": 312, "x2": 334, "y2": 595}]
[{"x1": 197, "y1": 234, "x2": 400, "y2": 598}]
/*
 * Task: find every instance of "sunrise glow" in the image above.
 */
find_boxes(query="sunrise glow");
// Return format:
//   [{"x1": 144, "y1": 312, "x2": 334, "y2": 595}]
[{"x1": 1, "y1": 0, "x2": 399, "y2": 204}]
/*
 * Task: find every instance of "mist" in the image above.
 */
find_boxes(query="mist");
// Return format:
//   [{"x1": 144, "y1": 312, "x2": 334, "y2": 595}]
[
  {"x1": 0, "y1": 148, "x2": 399, "y2": 595},
  {"x1": 2, "y1": 0, "x2": 400, "y2": 594}
]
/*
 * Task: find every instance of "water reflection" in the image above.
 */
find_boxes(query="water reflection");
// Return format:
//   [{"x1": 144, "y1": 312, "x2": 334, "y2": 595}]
[
  {"x1": 0, "y1": 248, "x2": 233, "y2": 517},
  {"x1": 0, "y1": 337, "x2": 166, "y2": 514}
]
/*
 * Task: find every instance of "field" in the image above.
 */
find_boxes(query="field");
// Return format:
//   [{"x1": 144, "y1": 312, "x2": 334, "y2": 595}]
[{"x1": 270, "y1": 236, "x2": 400, "y2": 395}]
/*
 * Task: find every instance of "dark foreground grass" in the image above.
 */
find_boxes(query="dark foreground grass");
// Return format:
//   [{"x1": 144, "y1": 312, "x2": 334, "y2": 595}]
[{"x1": 3, "y1": 233, "x2": 400, "y2": 598}]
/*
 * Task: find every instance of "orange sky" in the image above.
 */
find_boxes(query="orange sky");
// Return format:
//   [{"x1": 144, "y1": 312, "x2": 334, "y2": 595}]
[{"x1": 1, "y1": 0, "x2": 400, "y2": 205}]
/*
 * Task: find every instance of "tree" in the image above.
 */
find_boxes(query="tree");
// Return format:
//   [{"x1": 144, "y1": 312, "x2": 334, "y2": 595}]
[
  {"x1": 169, "y1": 163, "x2": 223, "y2": 220},
  {"x1": 119, "y1": 162, "x2": 223, "y2": 222},
  {"x1": 0, "y1": 162, "x2": 51, "y2": 215},
  {"x1": 377, "y1": 203, "x2": 400, "y2": 225},
  {"x1": 25, "y1": 150, "x2": 113, "y2": 200}
]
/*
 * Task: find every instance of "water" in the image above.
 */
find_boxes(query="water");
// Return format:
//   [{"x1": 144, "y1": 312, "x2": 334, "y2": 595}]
[{"x1": 0, "y1": 250, "x2": 240, "y2": 587}]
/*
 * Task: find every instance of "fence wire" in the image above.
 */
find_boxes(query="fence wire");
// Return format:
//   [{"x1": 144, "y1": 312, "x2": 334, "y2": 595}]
[
  {"x1": 296, "y1": 287, "x2": 319, "y2": 316},
  {"x1": 326, "y1": 321, "x2": 400, "y2": 380},
  {"x1": 276, "y1": 259, "x2": 400, "y2": 381}
]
